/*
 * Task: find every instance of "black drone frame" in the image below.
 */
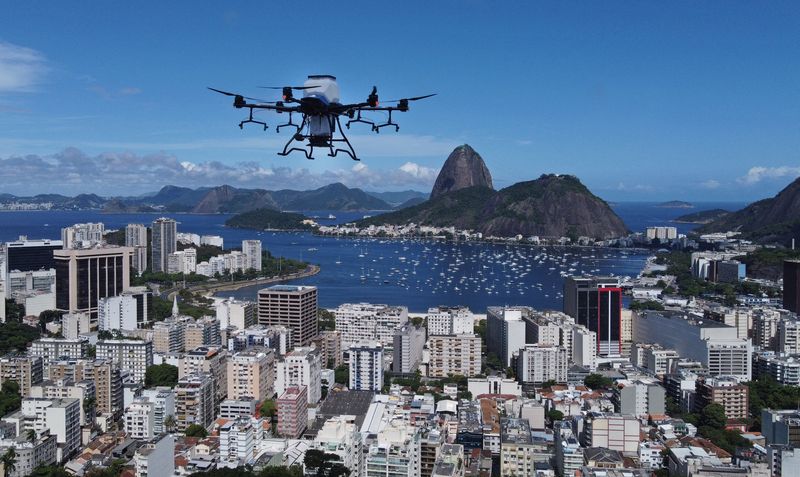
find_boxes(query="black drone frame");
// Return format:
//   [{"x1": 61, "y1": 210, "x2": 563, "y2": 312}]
[{"x1": 211, "y1": 86, "x2": 433, "y2": 161}]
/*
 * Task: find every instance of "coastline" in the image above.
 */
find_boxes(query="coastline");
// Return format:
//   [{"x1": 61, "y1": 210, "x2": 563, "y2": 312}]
[{"x1": 178, "y1": 264, "x2": 321, "y2": 297}]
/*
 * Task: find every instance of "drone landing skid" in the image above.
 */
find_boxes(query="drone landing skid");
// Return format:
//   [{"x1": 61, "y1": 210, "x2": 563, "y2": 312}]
[
  {"x1": 279, "y1": 116, "x2": 360, "y2": 161},
  {"x1": 239, "y1": 107, "x2": 268, "y2": 131}
]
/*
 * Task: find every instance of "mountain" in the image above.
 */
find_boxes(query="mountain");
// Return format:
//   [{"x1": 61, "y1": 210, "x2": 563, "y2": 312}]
[
  {"x1": 225, "y1": 208, "x2": 313, "y2": 230},
  {"x1": 362, "y1": 174, "x2": 628, "y2": 239},
  {"x1": 698, "y1": 177, "x2": 800, "y2": 244},
  {"x1": 430, "y1": 144, "x2": 493, "y2": 199},
  {"x1": 656, "y1": 200, "x2": 693, "y2": 208},
  {"x1": 394, "y1": 197, "x2": 427, "y2": 210},
  {"x1": 673, "y1": 209, "x2": 730, "y2": 224},
  {"x1": 367, "y1": 190, "x2": 428, "y2": 206},
  {"x1": 272, "y1": 183, "x2": 392, "y2": 211},
  {"x1": 190, "y1": 185, "x2": 278, "y2": 214}
]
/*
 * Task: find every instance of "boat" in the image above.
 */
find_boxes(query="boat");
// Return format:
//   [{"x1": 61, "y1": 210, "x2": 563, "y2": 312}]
[{"x1": 327, "y1": 214, "x2": 336, "y2": 220}]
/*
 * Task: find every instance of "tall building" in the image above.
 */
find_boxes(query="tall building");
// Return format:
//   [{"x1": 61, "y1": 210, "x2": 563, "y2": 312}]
[
  {"x1": 428, "y1": 334, "x2": 482, "y2": 378},
  {"x1": 242, "y1": 240, "x2": 262, "y2": 271},
  {"x1": 29, "y1": 378, "x2": 96, "y2": 427},
  {"x1": 175, "y1": 373, "x2": 215, "y2": 432},
  {"x1": 612, "y1": 379, "x2": 666, "y2": 418},
  {"x1": 150, "y1": 218, "x2": 177, "y2": 273},
  {"x1": 276, "y1": 386, "x2": 308, "y2": 438},
  {"x1": 219, "y1": 418, "x2": 256, "y2": 466},
  {"x1": 258, "y1": 285, "x2": 318, "y2": 347},
  {"x1": 3, "y1": 237, "x2": 62, "y2": 276},
  {"x1": 365, "y1": 421, "x2": 420, "y2": 477},
  {"x1": 184, "y1": 317, "x2": 221, "y2": 351},
  {"x1": 179, "y1": 346, "x2": 228, "y2": 406},
  {"x1": 564, "y1": 276, "x2": 622, "y2": 357},
  {"x1": 486, "y1": 307, "x2": 527, "y2": 367},
  {"x1": 275, "y1": 347, "x2": 321, "y2": 404},
  {"x1": 311, "y1": 331, "x2": 342, "y2": 369},
  {"x1": 29, "y1": 338, "x2": 87, "y2": 361},
  {"x1": 125, "y1": 398, "x2": 156, "y2": 440},
  {"x1": 311, "y1": 416, "x2": 363, "y2": 477},
  {"x1": 785, "y1": 260, "x2": 800, "y2": 314},
  {"x1": 54, "y1": 246, "x2": 132, "y2": 322},
  {"x1": 133, "y1": 434, "x2": 174, "y2": 477},
  {"x1": 227, "y1": 348, "x2": 275, "y2": 402},
  {"x1": 61, "y1": 223, "x2": 104, "y2": 249},
  {"x1": 516, "y1": 344, "x2": 568, "y2": 384},
  {"x1": 5, "y1": 397, "x2": 81, "y2": 463},
  {"x1": 693, "y1": 377, "x2": 749, "y2": 422},
  {"x1": 0, "y1": 354, "x2": 43, "y2": 396},
  {"x1": 96, "y1": 339, "x2": 153, "y2": 384},
  {"x1": 349, "y1": 342, "x2": 384, "y2": 391},
  {"x1": 426, "y1": 306, "x2": 474, "y2": 335},
  {"x1": 334, "y1": 303, "x2": 409, "y2": 349},
  {"x1": 392, "y1": 324, "x2": 425, "y2": 374},
  {"x1": 581, "y1": 414, "x2": 641, "y2": 453},
  {"x1": 140, "y1": 387, "x2": 176, "y2": 435},
  {"x1": 633, "y1": 310, "x2": 752, "y2": 381},
  {"x1": 216, "y1": 298, "x2": 256, "y2": 330},
  {"x1": 152, "y1": 319, "x2": 187, "y2": 353},
  {"x1": 98, "y1": 286, "x2": 153, "y2": 331},
  {"x1": 125, "y1": 224, "x2": 148, "y2": 274}
]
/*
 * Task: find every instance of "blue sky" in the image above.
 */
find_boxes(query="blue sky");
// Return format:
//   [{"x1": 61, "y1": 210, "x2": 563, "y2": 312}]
[{"x1": 0, "y1": 1, "x2": 798, "y2": 201}]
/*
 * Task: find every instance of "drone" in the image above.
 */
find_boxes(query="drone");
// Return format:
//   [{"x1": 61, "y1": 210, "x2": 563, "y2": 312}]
[{"x1": 209, "y1": 75, "x2": 434, "y2": 161}]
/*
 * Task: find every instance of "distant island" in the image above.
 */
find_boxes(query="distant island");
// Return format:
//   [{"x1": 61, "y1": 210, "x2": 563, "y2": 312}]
[
  {"x1": 225, "y1": 208, "x2": 314, "y2": 231},
  {"x1": 673, "y1": 209, "x2": 730, "y2": 224},
  {"x1": 656, "y1": 200, "x2": 694, "y2": 208}
]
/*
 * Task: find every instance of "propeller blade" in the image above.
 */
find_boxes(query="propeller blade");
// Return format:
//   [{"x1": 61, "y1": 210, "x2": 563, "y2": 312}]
[
  {"x1": 208, "y1": 87, "x2": 239, "y2": 97},
  {"x1": 383, "y1": 93, "x2": 437, "y2": 102},
  {"x1": 259, "y1": 85, "x2": 320, "y2": 90},
  {"x1": 243, "y1": 96, "x2": 279, "y2": 104}
]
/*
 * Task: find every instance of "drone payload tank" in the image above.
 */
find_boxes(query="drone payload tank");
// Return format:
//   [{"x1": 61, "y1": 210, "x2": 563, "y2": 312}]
[{"x1": 303, "y1": 75, "x2": 340, "y2": 104}]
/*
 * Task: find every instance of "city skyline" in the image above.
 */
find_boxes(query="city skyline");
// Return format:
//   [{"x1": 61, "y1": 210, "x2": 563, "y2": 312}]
[{"x1": 1, "y1": 2, "x2": 798, "y2": 201}]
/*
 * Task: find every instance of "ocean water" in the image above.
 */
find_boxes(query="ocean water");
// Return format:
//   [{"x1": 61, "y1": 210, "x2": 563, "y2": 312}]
[{"x1": 0, "y1": 201, "x2": 746, "y2": 312}]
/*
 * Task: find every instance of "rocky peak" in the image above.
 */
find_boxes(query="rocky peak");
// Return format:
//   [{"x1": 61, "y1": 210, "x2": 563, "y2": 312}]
[{"x1": 430, "y1": 144, "x2": 493, "y2": 199}]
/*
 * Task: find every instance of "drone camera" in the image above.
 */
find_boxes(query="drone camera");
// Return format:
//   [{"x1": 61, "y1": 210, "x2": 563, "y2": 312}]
[
  {"x1": 282, "y1": 87, "x2": 293, "y2": 101},
  {"x1": 233, "y1": 95, "x2": 245, "y2": 108}
]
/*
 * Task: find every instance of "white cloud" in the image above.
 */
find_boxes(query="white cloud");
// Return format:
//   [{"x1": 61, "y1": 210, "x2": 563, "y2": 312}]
[
  {"x1": 738, "y1": 166, "x2": 800, "y2": 185},
  {"x1": 0, "y1": 148, "x2": 440, "y2": 195},
  {"x1": 700, "y1": 179, "x2": 720, "y2": 189},
  {"x1": 398, "y1": 162, "x2": 437, "y2": 180},
  {"x1": 0, "y1": 41, "x2": 48, "y2": 93}
]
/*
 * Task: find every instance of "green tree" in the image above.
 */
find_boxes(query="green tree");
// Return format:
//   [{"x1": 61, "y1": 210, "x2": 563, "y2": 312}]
[
  {"x1": 184, "y1": 424, "x2": 208, "y2": 438},
  {"x1": 547, "y1": 410, "x2": 564, "y2": 422},
  {"x1": 334, "y1": 365, "x2": 349, "y2": 385},
  {"x1": 318, "y1": 309, "x2": 336, "y2": 331},
  {"x1": 164, "y1": 415, "x2": 176, "y2": 433},
  {"x1": 260, "y1": 399, "x2": 276, "y2": 419},
  {"x1": 700, "y1": 403, "x2": 727, "y2": 430},
  {"x1": 145, "y1": 364, "x2": 179, "y2": 387},
  {"x1": 2, "y1": 447, "x2": 17, "y2": 477},
  {"x1": 584, "y1": 373, "x2": 614, "y2": 390}
]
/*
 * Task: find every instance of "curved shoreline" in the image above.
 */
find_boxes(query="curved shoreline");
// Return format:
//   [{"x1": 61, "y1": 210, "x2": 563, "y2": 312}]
[{"x1": 181, "y1": 264, "x2": 321, "y2": 297}]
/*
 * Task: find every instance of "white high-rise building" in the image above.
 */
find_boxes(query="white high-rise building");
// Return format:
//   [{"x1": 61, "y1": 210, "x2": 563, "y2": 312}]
[
  {"x1": 134, "y1": 434, "x2": 174, "y2": 477},
  {"x1": 334, "y1": 303, "x2": 408, "y2": 349},
  {"x1": 242, "y1": 240, "x2": 262, "y2": 271},
  {"x1": 426, "y1": 306, "x2": 474, "y2": 335},
  {"x1": 392, "y1": 324, "x2": 425, "y2": 374},
  {"x1": 167, "y1": 248, "x2": 197, "y2": 274},
  {"x1": 140, "y1": 387, "x2": 175, "y2": 435},
  {"x1": 4, "y1": 397, "x2": 81, "y2": 463},
  {"x1": 486, "y1": 307, "x2": 527, "y2": 367},
  {"x1": 61, "y1": 312, "x2": 90, "y2": 340},
  {"x1": 96, "y1": 339, "x2": 153, "y2": 383},
  {"x1": 365, "y1": 421, "x2": 420, "y2": 477},
  {"x1": 125, "y1": 398, "x2": 156, "y2": 440},
  {"x1": 98, "y1": 287, "x2": 153, "y2": 331},
  {"x1": 516, "y1": 344, "x2": 568, "y2": 384},
  {"x1": 312, "y1": 416, "x2": 363, "y2": 477},
  {"x1": 151, "y1": 218, "x2": 177, "y2": 273},
  {"x1": 61, "y1": 223, "x2": 104, "y2": 249},
  {"x1": 349, "y1": 342, "x2": 383, "y2": 391},
  {"x1": 216, "y1": 298, "x2": 256, "y2": 330},
  {"x1": 125, "y1": 224, "x2": 148, "y2": 274},
  {"x1": 427, "y1": 334, "x2": 483, "y2": 378},
  {"x1": 275, "y1": 347, "x2": 322, "y2": 404},
  {"x1": 572, "y1": 325, "x2": 598, "y2": 371},
  {"x1": 219, "y1": 418, "x2": 256, "y2": 466}
]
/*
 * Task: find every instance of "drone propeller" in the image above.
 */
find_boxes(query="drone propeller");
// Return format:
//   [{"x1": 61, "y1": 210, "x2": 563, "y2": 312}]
[
  {"x1": 382, "y1": 93, "x2": 437, "y2": 102},
  {"x1": 207, "y1": 87, "x2": 279, "y2": 104},
  {"x1": 259, "y1": 85, "x2": 320, "y2": 90}
]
